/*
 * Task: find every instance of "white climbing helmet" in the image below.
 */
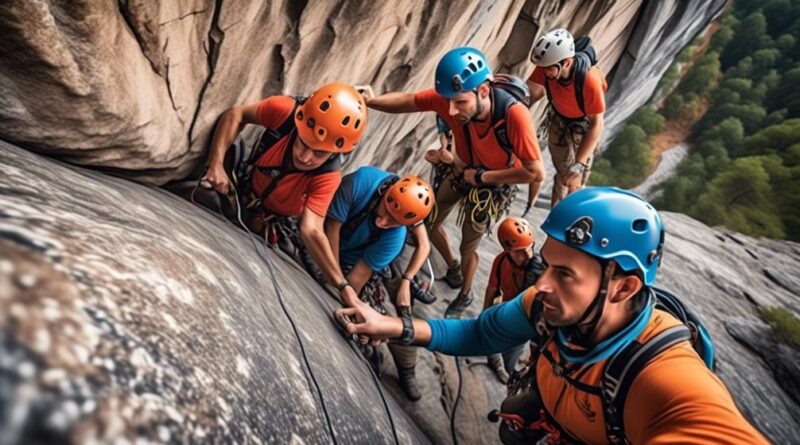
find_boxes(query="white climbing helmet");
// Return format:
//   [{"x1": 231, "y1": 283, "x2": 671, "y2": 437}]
[{"x1": 530, "y1": 28, "x2": 575, "y2": 67}]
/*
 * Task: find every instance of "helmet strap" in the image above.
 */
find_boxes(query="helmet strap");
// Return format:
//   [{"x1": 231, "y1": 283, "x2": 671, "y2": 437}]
[{"x1": 570, "y1": 260, "x2": 615, "y2": 345}]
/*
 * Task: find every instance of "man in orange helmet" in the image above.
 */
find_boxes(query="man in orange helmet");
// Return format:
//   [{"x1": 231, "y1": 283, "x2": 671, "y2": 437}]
[
  {"x1": 482, "y1": 217, "x2": 544, "y2": 383},
  {"x1": 203, "y1": 82, "x2": 368, "y2": 308},
  {"x1": 326, "y1": 166, "x2": 435, "y2": 401}
]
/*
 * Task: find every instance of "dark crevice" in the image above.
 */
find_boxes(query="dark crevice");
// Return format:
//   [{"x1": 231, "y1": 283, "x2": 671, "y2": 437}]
[
  {"x1": 117, "y1": 0, "x2": 164, "y2": 78},
  {"x1": 763, "y1": 269, "x2": 795, "y2": 294},
  {"x1": 271, "y1": 44, "x2": 285, "y2": 84},
  {"x1": 188, "y1": 0, "x2": 225, "y2": 146},
  {"x1": 285, "y1": 0, "x2": 308, "y2": 24},
  {"x1": 165, "y1": 61, "x2": 179, "y2": 114},
  {"x1": 745, "y1": 248, "x2": 759, "y2": 260},
  {"x1": 158, "y1": 8, "x2": 209, "y2": 26}
]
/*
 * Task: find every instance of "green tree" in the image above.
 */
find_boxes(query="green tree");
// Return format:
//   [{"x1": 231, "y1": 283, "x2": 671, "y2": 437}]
[
  {"x1": 602, "y1": 125, "x2": 651, "y2": 188},
  {"x1": 770, "y1": 66, "x2": 800, "y2": 117},
  {"x1": 679, "y1": 51, "x2": 721, "y2": 96},
  {"x1": 721, "y1": 12, "x2": 773, "y2": 68},
  {"x1": 710, "y1": 14, "x2": 738, "y2": 52},
  {"x1": 628, "y1": 105, "x2": 666, "y2": 135},
  {"x1": 691, "y1": 157, "x2": 785, "y2": 238},
  {"x1": 663, "y1": 94, "x2": 685, "y2": 119},
  {"x1": 700, "y1": 117, "x2": 744, "y2": 155}
]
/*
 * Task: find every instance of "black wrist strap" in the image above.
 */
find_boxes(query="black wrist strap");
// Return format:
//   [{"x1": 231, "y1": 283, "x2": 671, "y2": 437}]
[
  {"x1": 336, "y1": 280, "x2": 350, "y2": 292},
  {"x1": 398, "y1": 307, "x2": 414, "y2": 345}
]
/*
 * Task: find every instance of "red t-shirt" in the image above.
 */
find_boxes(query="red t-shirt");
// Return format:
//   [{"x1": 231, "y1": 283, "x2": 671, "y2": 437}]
[
  {"x1": 487, "y1": 251, "x2": 526, "y2": 302},
  {"x1": 413, "y1": 88, "x2": 541, "y2": 170},
  {"x1": 528, "y1": 66, "x2": 607, "y2": 119},
  {"x1": 250, "y1": 96, "x2": 341, "y2": 217}
]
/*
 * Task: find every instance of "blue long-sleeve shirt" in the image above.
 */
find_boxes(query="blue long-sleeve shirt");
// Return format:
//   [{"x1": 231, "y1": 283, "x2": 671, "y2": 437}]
[{"x1": 426, "y1": 295, "x2": 538, "y2": 356}]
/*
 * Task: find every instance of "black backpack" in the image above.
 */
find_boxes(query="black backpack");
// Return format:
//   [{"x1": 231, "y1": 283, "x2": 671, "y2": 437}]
[
  {"x1": 518, "y1": 286, "x2": 716, "y2": 444},
  {"x1": 239, "y1": 97, "x2": 344, "y2": 208},
  {"x1": 543, "y1": 36, "x2": 598, "y2": 118}
]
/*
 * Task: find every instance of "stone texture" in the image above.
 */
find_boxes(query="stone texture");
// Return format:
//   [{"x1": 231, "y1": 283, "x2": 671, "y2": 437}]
[
  {"x1": 0, "y1": 0, "x2": 725, "y2": 190},
  {"x1": 2, "y1": 141, "x2": 799, "y2": 444}
]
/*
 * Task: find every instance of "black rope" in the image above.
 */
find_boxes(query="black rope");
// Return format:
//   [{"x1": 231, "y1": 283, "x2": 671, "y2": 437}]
[{"x1": 450, "y1": 356, "x2": 464, "y2": 445}]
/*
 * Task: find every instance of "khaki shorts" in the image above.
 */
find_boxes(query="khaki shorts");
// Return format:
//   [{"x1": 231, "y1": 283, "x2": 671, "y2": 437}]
[
  {"x1": 427, "y1": 174, "x2": 486, "y2": 257},
  {"x1": 548, "y1": 114, "x2": 594, "y2": 187}
]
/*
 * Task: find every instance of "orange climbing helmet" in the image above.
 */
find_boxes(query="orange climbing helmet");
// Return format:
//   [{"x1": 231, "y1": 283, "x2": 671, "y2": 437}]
[
  {"x1": 295, "y1": 82, "x2": 367, "y2": 153},
  {"x1": 384, "y1": 176, "x2": 435, "y2": 226},
  {"x1": 498, "y1": 217, "x2": 535, "y2": 251}
]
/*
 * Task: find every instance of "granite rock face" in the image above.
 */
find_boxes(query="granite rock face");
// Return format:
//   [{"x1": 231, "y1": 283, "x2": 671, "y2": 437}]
[
  {"x1": 0, "y1": 0, "x2": 725, "y2": 188},
  {"x1": 2, "y1": 141, "x2": 799, "y2": 444}
]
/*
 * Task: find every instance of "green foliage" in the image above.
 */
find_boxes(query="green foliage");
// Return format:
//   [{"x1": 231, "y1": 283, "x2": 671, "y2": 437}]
[
  {"x1": 678, "y1": 51, "x2": 721, "y2": 96},
  {"x1": 759, "y1": 306, "x2": 800, "y2": 347},
  {"x1": 721, "y1": 12, "x2": 773, "y2": 69},
  {"x1": 657, "y1": 62, "x2": 681, "y2": 91},
  {"x1": 692, "y1": 157, "x2": 785, "y2": 238},
  {"x1": 769, "y1": 66, "x2": 800, "y2": 116},
  {"x1": 628, "y1": 105, "x2": 666, "y2": 135},
  {"x1": 594, "y1": 125, "x2": 651, "y2": 189}
]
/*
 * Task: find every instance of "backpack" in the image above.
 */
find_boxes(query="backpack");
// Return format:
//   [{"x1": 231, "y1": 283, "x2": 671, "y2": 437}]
[
  {"x1": 517, "y1": 287, "x2": 715, "y2": 444},
  {"x1": 340, "y1": 175, "x2": 400, "y2": 252},
  {"x1": 543, "y1": 36, "x2": 598, "y2": 119},
  {"x1": 239, "y1": 97, "x2": 344, "y2": 208}
]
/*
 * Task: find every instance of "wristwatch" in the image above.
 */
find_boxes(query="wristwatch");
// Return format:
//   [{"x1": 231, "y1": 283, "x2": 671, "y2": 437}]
[
  {"x1": 568, "y1": 162, "x2": 587, "y2": 176},
  {"x1": 397, "y1": 306, "x2": 415, "y2": 345}
]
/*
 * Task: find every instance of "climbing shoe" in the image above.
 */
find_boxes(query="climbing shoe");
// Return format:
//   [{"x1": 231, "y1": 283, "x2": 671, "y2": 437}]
[
  {"x1": 398, "y1": 365, "x2": 422, "y2": 401},
  {"x1": 443, "y1": 260, "x2": 463, "y2": 289},
  {"x1": 445, "y1": 291, "x2": 473, "y2": 319},
  {"x1": 410, "y1": 276, "x2": 437, "y2": 304},
  {"x1": 487, "y1": 354, "x2": 509, "y2": 384}
]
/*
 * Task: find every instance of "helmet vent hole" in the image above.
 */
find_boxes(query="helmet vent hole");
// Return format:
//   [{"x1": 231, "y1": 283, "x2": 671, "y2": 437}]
[
  {"x1": 318, "y1": 129, "x2": 325, "y2": 136},
  {"x1": 341, "y1": 116, "x2": 350, "y2": 126},
  {"x1": 399, "y1": 187, "x2": 406, "y2": 193},
  {"x1": 297, "y1": 111, "x2": 304, "y2": 121},
  {"x1": 404, "y1": 212, "x2": 415, "y2": 220},
  {"x1": 335, "y1": 137, "x2": 345, "y2": 148},
  {"x1": 354, "y1": 119, "x2": 361, "y2": 129},
  {"x1": 417, "y1": 193, "x2": 423, "y2": 199},
  {"x1": 307, "y1": 118, "x2": 315, "y2": 128},
  {"x1": 320, "y1": 101, "x2": 330, "y2": 111},
  {"x1": 545, "y1": 42, "x2": 551, "y2": 49},
  {"x1": 556, "y1": 39, "x2": 563, "y2": 46},
  {"x1": 424, "y1": 197, "x2": 430, "y2": 205},
  {"x1": 461, "y1": 68, "x2": 471, "y2": 79},
  {"x1": 632, "y1": 219, "x2": 648, "y2": 233},
  {"x1": 468, "y1": 62, "x2": 477, "y2": 72},
  {"x1": 477, "y1": 60, "x2": 483, "y2": 68}
]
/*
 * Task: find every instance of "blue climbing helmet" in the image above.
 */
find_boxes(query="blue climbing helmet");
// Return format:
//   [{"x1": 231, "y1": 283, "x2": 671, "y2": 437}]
[
  {"x1": 541, "y1": 187, "x2": 665, "y2": 286},
  {"x1": 434, "y1": 47, "x2": 493, "y2": 98}
]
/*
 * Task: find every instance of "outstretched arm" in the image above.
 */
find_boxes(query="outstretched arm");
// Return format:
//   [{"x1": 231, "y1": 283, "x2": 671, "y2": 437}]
[{"x1": 337, "y1": 290, "x2": 539, "y2": 356}]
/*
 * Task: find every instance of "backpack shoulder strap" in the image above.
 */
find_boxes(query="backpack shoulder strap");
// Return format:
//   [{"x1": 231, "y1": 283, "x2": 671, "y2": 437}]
[
  {"x1": 247, "y1": 96, "x2": 304, "y2": 166},
  {"x1": 572, "y1": 56, "x2": 591, "y2": 117},
  {"x1": 601, "y1": 324, "x2": 692, "y2": 444},
  {"x1": 490, "y1": 87, "x2": 517, "y2": 167},
  {"x1": 522, "y1": 253, "x2": 545, "y2": 290},
  {"x1": 343, "y1": 175, "x2": 399, "y2": 236}
]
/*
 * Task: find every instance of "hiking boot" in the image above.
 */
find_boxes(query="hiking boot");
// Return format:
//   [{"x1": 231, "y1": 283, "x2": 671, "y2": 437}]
[
  {"x1": 443, "y1": 261, "x2": 463, "y2": 289},
  {"x1": 445, "y1": 291, "x2": 473, "y2": 319},
  {"x1": 398, "y1": 365, "x2": 422, "y2": 401},
  {"x1": 410, "y1": 276, "x2": 437, "y2": 304},
  {"x1": 487, "y1": 354, "x2": 509, "y2": 384}
]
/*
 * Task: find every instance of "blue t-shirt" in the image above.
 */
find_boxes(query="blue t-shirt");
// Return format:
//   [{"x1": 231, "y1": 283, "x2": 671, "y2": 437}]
[{"x1": 327, "y1": 166, "x2": 407, "y2": 271}]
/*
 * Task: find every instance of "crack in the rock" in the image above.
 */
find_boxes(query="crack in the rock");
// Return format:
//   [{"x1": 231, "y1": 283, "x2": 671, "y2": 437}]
[
  {"x1": 187, "y1": 0, "x2": 225, "y2": 147},
  {"x1": 158, "y1": 8, "x2": 209, "y2": 26}
]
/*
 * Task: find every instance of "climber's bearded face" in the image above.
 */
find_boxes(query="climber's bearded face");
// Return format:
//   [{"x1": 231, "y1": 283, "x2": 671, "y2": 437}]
[
  {"x1": 293, "y1": 137, "x2": 333, "y2": 171},
  {"x1": 448, "y1": 83, "x2": 491, "y2": 124}
]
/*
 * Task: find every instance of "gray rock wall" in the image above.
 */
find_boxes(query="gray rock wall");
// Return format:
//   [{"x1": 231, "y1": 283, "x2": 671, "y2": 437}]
[{"x1": 2, "y1": 141, "x2": 799, "y2": 444}]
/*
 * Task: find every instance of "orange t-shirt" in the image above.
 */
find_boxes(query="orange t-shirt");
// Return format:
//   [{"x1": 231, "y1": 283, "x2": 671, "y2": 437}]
[
  {"x1": 532, "y1": 307, "x2": 769, "y2": 444},
  {"x1": 250, "y1": 96, "x2": 342, "y2": 217},
  {"x1": 413, "y1": 88, "x2": 541, "y2": 170},
  {"x1": 529, "y1": 66, "x2": 607, "y2": 119},
  {"x1": 487, "y1": 252, "x2": 526, "y2": 302}
]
